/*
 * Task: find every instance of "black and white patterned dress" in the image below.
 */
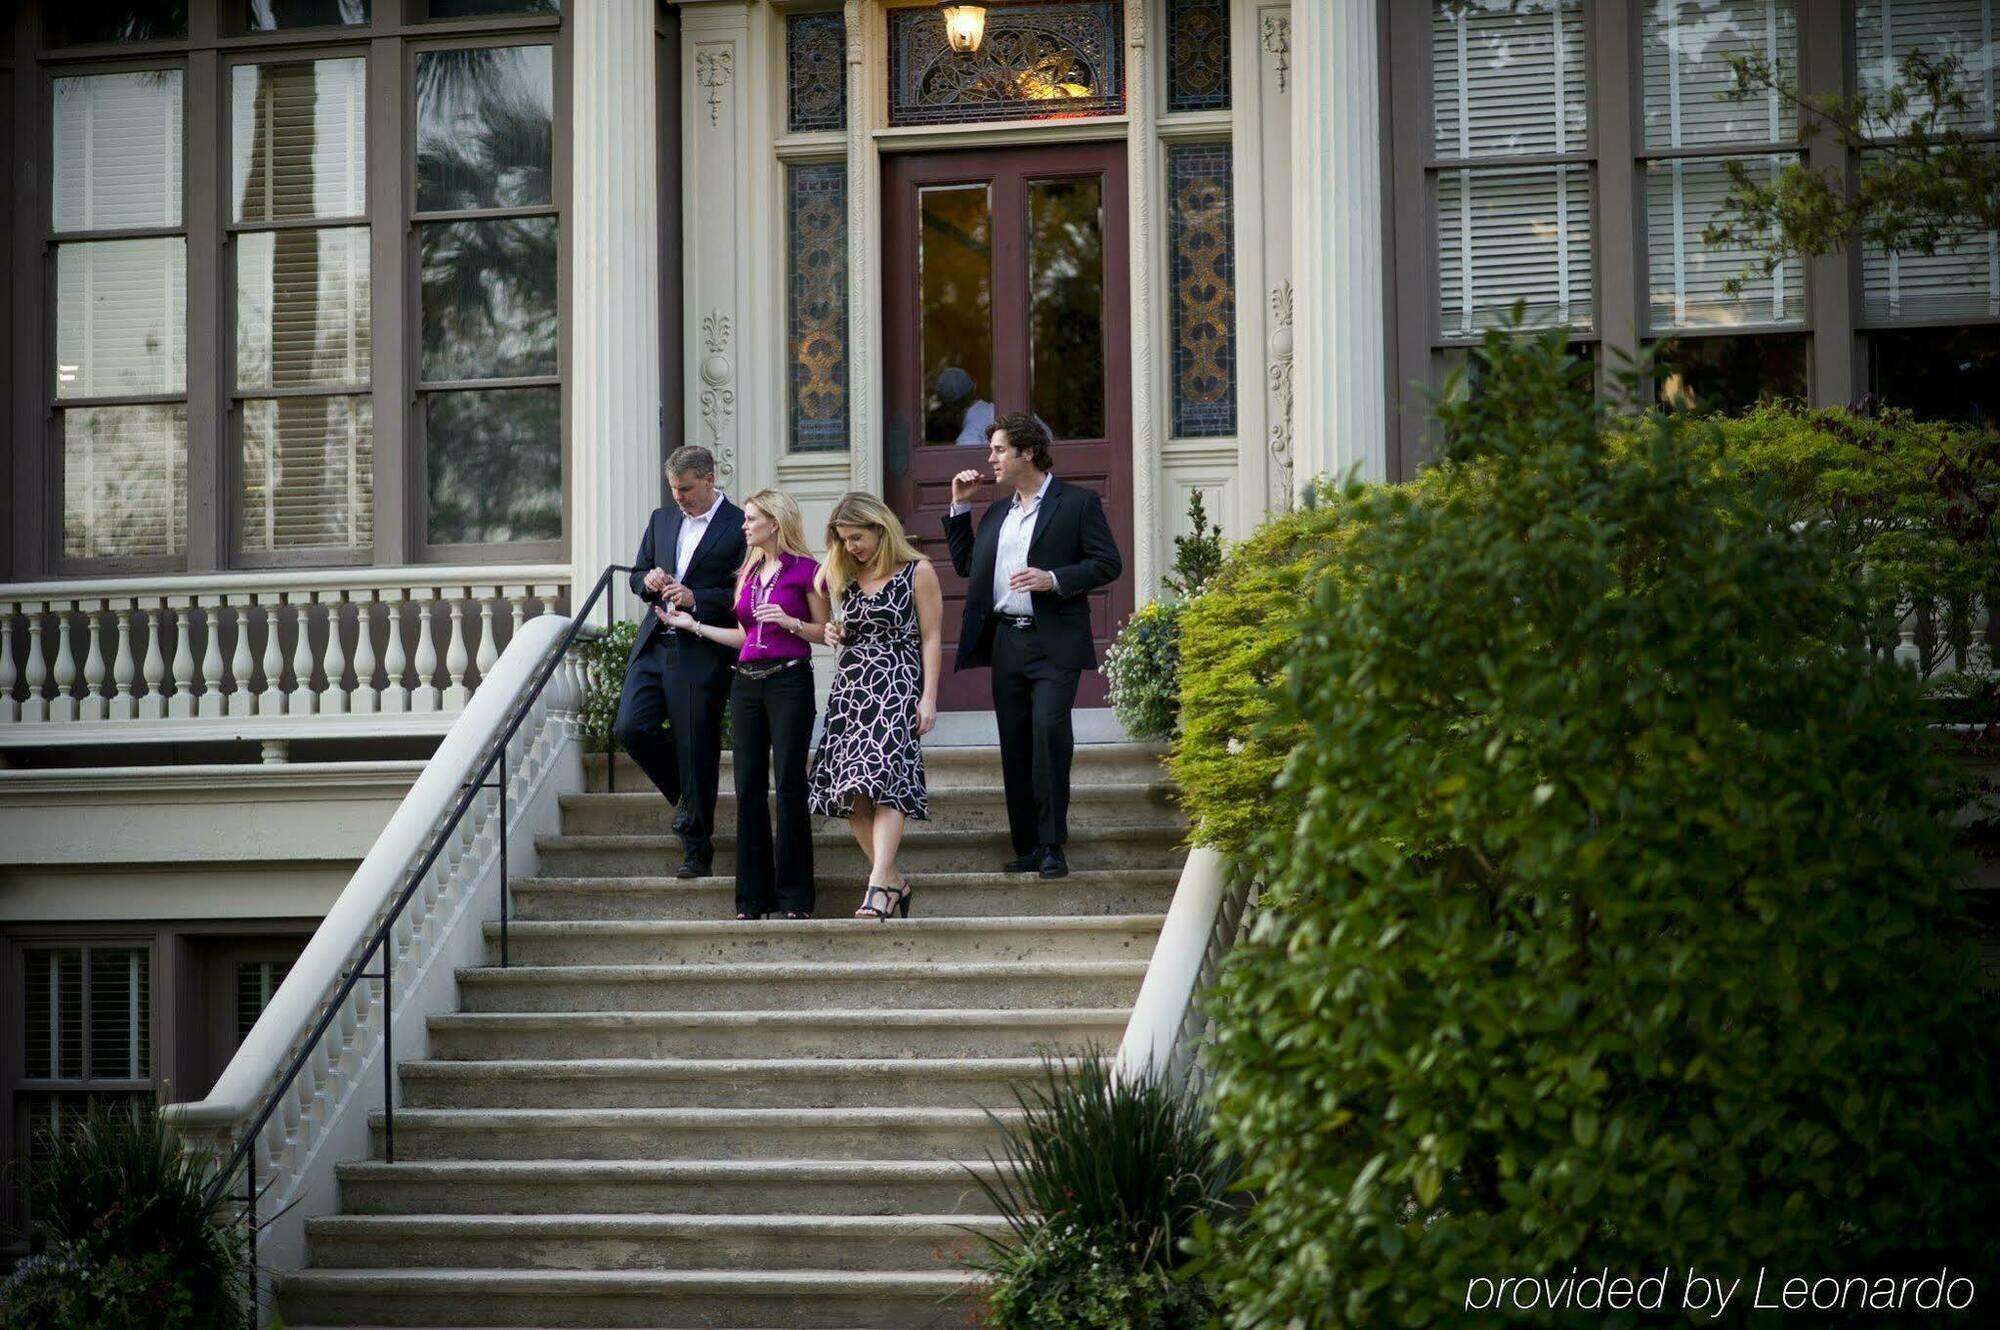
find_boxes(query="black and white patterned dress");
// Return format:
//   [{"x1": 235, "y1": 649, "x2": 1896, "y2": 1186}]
[{"x1": 809, "y1": 562, "x2": 930, "y2": 821}]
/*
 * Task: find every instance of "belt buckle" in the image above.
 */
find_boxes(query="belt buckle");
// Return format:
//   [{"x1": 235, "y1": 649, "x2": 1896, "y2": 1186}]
[{"x1": 1008, "y1": 615, "x2": 1035, "y2": 630}]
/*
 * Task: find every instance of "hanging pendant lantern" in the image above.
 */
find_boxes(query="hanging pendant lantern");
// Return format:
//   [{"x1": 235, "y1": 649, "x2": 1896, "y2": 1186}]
[{"x1": 940, "y1": 3, "x2": 988, "y2": 54}]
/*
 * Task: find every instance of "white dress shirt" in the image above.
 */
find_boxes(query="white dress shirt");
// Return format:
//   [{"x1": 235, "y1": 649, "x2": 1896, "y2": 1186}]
[
  {"x1": 953, "y1": 473, "x2": 1059, "y2": 618},
  {"x1": 673, "y1": 491, "x2": 726, "y2": 581}
]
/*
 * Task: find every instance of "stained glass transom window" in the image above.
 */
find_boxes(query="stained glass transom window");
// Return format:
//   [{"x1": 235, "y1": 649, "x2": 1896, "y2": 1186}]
[
  {"x1": 1168, "y1": 143, "x2": 1236, "y2": 437},
  {"x1": 787, "y1": 12, "x2": 847, "y2": 134},
  {"x1": 789, "y1": 163, "x2": 849, "y2": 453},
  {"x1": 888, "y1": 1, "x2": 1124, "y2": 128},
  {"x1": 1167, "y1": 0, "x2": 1229, "y2": 112}
]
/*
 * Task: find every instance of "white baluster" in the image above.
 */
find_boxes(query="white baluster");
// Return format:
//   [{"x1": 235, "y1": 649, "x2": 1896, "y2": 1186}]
[
  {"x1": 227, "y1": 597, "x2": 256, "y2": 718},
  {"x1": 166, "y1": 596, "x2": 197, "y2": 719},
  {"x1": 444, "y1": 592, "x2": 470, "y2": 710},
  {"x1": 1895, "y1": 606, "x2": 1921, "y2": 670},
  {"x1": 80, "y1": 600, "x2": 108, "y2": 722},
  {"x1": 198, "y1": 598, "x2": 225, "y2": 719},
  {"x1": 137, "y1": 599, "x2": 167, "y2": 721},
  {"x1": 506, "y1": 584, "x2": 528, "y2": 641},
  {"x1": 474, "y1": 587, "x2": 499, "y2": 687},
  {"x1": 288, "y1": 594, "x2": 318, "y2": 715},
  {"x1": 260, "y1": 595, "x2": 286, "y2": 716},
  {"x1": 381, "y1": 591, "x2": 410, "y2": 714},
  {"x1": 50, "y1": 604, "x2": 78, "y2": 723},
  {"x1": 412, "y1": 593, "x2": 441, "y2": 713},
  {"x1": 351, "y1": 591, "x2": 380, "y2": 714},
  {"x1": 110, "y1": 600, "x2": 137, "y2": 721},
  {"x1": 22, "y1": 605, "x2": 49, "y2": 723},
  {"x1": 0, "y1": 612, "x2": 18, "y2": 724},
  {"x1": 320, "y1": 591, "x2": 349, "y2": 716}
]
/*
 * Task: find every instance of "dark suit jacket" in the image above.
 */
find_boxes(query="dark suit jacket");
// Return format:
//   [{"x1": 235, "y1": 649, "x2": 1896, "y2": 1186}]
[
  {"x1": 944, "y1": 476, "x2": 1123, "y2": 672},
  {"x1": 627, "y1": 497, "x2": 748, "y2": 675}
]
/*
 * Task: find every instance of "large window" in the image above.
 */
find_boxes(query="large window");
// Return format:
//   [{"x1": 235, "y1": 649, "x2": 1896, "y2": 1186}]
[
  {"x1": 16, "y1": 945, "x2": 155, "y2": 1189},
  {"x1": 14, "y1": 1, "x2": 567, "y2": 578}
]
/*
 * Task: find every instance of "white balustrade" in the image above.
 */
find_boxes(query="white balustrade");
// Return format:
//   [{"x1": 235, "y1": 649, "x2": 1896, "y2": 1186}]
[{"x1": 0, "y1": 566, "x2": 569, "y2": 746}]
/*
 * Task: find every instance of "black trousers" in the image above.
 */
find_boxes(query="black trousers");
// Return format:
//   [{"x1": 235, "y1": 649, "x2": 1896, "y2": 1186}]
[
  {"x1": 990, "y1": 622, "x2": 1082, "y2": 854},
  {"x1": 614, "y1": 632, "x2": 732, "y2": 851},
  {"x1": 731, "y1": 662, "x2": 817, "y2": 916}
]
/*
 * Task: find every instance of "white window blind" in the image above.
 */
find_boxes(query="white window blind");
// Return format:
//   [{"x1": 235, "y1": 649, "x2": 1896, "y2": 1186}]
[
  {"x1": 62, "y1": 405, "x2": 189, "y2": 560},
  {"x1": 236, "y1": 960, "x2": 295, "y2": 1043},
  {"x1": 55, "y1": 237, "x2": 189, "y2": 399},
  {"x1": 51, "y1": 70, "x2": 184, "y2": 232},
  {"x1": 1646, "y1": 154, "x2": 1803, "y2": 329},
  {"x1": 1432, "y1": 0, "x2": 1586, "y2": 159},
  {"x1": 231, "y1": 57, "x2": 366, "y2": 223},
  {"x1": 1856, "y1": 0, "x2": 1997, "y2": 133},
  {"x1": 235, "y1": 226, "x2": 372, "y2": 390},
  {"x1": 22, "y1": 946, "x2": 150, "y2": 1082},
  {"x1": 1643, "y1": 0, "x2": 1798, "y2": 151},
  {"x1": 1438, "y1": 165, "x2": 1593, "y2": 335},
  {"x1": 241, "y1": 396, "x2": 374, "y2": 552}
]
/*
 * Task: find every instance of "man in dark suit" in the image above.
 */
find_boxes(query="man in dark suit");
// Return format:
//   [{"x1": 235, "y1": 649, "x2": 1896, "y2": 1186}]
[
  {"x1": 614, "y1": 445, "x2": 747, "y2": 878},
  {"x1": 945, "y1": 412, "x2": 1123, "y2": 879}
]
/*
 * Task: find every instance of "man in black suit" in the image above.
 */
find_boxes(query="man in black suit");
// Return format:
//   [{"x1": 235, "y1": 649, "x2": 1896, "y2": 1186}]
[
  {"x1": 614, "y1": 445, "x2": 747, "y2": 878},
  {"x1": 945, "y1": 413, "x2": 1123, "y2": 879}
]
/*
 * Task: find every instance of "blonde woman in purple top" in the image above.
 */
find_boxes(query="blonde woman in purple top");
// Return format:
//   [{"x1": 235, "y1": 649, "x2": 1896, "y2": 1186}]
[{"x1": 662, "y1": 489, "x2": 831, "y2": 918}]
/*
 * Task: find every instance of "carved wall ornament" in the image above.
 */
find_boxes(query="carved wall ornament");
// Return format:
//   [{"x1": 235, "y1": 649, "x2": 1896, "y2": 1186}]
[
  {"x1": 699, "y1": 310, "x2": 737, "y2": 478},
  {"x1": 1262, "y1": 13, "x2": 1291, "y2": 94},
  {"x1": 1267, "y1": 280, "x2": 1296, "y2": 508},
  {"x1": 696, "y1": 46, "x2": 734, "y2": 128}
]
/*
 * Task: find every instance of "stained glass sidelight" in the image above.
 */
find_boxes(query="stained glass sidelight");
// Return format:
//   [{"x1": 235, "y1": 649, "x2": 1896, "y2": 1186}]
[
  {"x1": 787, "y1": 13, "x2": 847, "y2": 134},
  {"x1": 788, "y1": 163, "x2": 849, "y2": 452},
  {"x1": 1167, "y1": 0, "x2": 1230, "y2": 113},
  {"x1": 889, "y1": 1, "x2": 1124, "y2": 127},
  {"x1": 1168, "y1": 144, "x2": 1236, "y2": 438}
]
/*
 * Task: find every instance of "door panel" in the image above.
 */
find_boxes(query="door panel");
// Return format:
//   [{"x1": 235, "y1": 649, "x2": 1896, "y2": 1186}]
[{"x1": 884, "y1": 143, "x2": 1133, "y2": 712}]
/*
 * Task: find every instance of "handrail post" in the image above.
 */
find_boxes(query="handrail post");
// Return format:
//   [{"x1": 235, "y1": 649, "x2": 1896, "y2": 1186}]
[
  {"x1": 245, "y1": 1150, "x2": 257, "y2": 1304},
  {"x1": 605, "y1": 584, "x2": 617, "y2": 794},
  {"x1": 500, "y1": 771, "x2": 510, "y2": 968},
  {"x1": 382, "y1": 945, "x2": 393, "y2": 1164}
]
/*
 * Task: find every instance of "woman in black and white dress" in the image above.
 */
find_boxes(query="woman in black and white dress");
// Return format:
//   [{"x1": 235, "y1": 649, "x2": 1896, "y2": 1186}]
[{"x1": 808, "y1": 492, "x2": 943, "y2": 919}]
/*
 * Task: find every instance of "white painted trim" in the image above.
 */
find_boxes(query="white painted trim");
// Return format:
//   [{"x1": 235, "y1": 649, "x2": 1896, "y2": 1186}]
[
  {"x1": 0, "y1": 760, "x2": 424, "y2": 799},
  {"x1": 872, "y1": 115, "x2": 1132, "y2": 152},
  {"x1": 0, "y1": 565, "x2": 570, "y2": 603}
]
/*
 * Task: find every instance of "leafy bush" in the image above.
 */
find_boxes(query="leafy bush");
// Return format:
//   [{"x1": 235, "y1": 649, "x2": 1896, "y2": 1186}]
[
  {"x1": 1105, "y1": 600, "x2": 1183, "y2": 742},
  {"x1": 971, "y1": 1055, "x2": 1232, "y2": 1330},
  {"x1": 578, "y1": 617, "x2": 639, "y2": 753},
  {"x1": 1, "y1": 1102, "x2": 250, "y2": 1330},
  {"x1": 1201, "y1": 330, "x2": 1999, "y2": 1328}
]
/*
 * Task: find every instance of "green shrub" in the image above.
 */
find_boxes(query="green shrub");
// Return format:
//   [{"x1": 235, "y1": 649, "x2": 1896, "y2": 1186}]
[
  {"x1": 970, "y1": 1056, "x2": 1232, "y2": 1330},
  {"x1": 578, "y1": 618, "x2": 639, "y2": 753},
  {"x1": 2, "y1": 1102, "x2": 250, "y2": 1330},
  {"x1": 1201, "y1": 330, "x2": 1999, "y2": 1328},
  {"x1": 1105, "y1": 600, "x2": 1183, "y2": 742}
]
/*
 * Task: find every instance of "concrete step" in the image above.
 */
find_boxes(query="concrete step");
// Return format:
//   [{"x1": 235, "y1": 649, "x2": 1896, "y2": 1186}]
[
  {"x1": 276, "y1": 1267, "x2": 983, "y2": 1329},
  {"x1": 533, "y1": 826, "x2": 1184, "y2": 877},
  {"x1": 480, "y1": 915, "x2": 1163, "y2": 968},
  {"x1": 558, "y1": 783, "x2": 1184, "y2": 837},
  {"x1": 334, "y1": 1159, "x2": 1006, "y2": 1218},
  {"x1": 425, "y1": 1008, "x2": 1128, "y2": 1061},
  {"x1": 365, "y1": 1106, "x2": 1019, "y2": 1163},
  {"x1": 305, "y1": 1213, "x2": 1004, "y2": 1274},
  {"x1": 510, "y1": 869, "x2": 1179, "y2": 921},
  {"x1": 398, "y1": 1057, "x2": 1062, "y2": 1110},
  {"x1": 584, "y1": 742, "x2": 1168, "y2": 793},
  {"x1": 454, "y1": 960, "x2": 1146, "y2": 1013}
]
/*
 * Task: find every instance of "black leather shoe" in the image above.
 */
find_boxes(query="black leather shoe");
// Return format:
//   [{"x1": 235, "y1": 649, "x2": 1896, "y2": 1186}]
[
  {"x1": 1038, "y1": 846, "x2": 1070, "y2": 879},
  {"x1": 1003, "y1": 851, "x2": 1043, "y2": 874},
  {"x1": 676, "y1": 844, "x2": 713, "y2": 879}
]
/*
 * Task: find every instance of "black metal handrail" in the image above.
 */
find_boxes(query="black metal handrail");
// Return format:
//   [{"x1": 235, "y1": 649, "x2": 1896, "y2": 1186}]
[{"x1": 198, "y1": 563, "x2": 632, "y2": 1279}]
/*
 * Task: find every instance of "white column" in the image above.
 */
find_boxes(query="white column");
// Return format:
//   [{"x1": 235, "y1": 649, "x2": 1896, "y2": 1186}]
[
  {"x1": 570, "y1": 0, "x2": 664, "y2": 612},
  {"x1": 1294, "y1": 0, "x2": 1389, "y2": 485}
]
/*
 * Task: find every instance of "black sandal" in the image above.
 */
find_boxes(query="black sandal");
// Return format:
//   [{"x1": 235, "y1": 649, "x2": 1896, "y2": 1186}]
[
  {"x1": 783, "y1": 909, "x2": 812, "y2": 920},
  {"x1": 855, "y1": 884, "x2": 897, "y2": 919}
]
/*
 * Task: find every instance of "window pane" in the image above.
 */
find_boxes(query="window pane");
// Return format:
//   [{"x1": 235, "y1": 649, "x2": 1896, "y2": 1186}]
[
  {"x1": 1859, "y1": 148, "x2": 2000, "y2": 320},
  {"x1": 1870, "y1": 325, "x2": 2000, "y2": 427},
  {"x1": 236, "y1": 961, "x2": 294, "y2": 1043},
  {"x1": 237, "y1": 227, "x2": 371, "y2": 390},
  {"x1": 1167, "y1": 0, "x2": 1231, "y2": 113},
  {"x1": 1856, "y1": 0, "x2": 1999, "y2": 135},
  {"x1": 55, "y1": 238, "x2": 189, "y2": 398},
  {"x1": 887, "y1": 2, "x2": 1126, "y2": 127},
  {"x1": 789, "y1": 163, "x2": 849, "y2": 453},
  {"x1": 920, "y1": 185, "x2": 995, "y2": 446},
  {"x1": 787, "y1": 13, "x2": 848, "y2": 134},
  {"x1": 23, "y1": 949, "x2": 85, "y2": 1081},
  {"x1": 415, "y1": 45, "x2": 554, "y2": 212},
  {"x1": 52, "y1": 71, "x2": 185, "y2": 232},
  {"x1": 50, "y1": 3, "x2": 188, "y2": 45},
  {"x1": 242, "y1": 396, "x2": 373, "y2": 552},
  {"x1": 419, "y1": 217, "x2": 559, "y2": 382},
  {"x1": 87, "y1": 949, "x2": 150, "y2": 1082},
  {"x1": 1643, "y1": 0, "x2": 1798, "y2": 151},
  {"x1": 1030, "y1": 177, "x2": 1108, "y2": 442},
  {"x1": 1654, "y1": 333, "x2": 1809, "y2": 413},
  {"x1": 426, "y1": 388, "x2": 561, "y2": 545},
  {"x1": 1437, "y1": 164, "x2": 1594, "y2": 335},
  {"x1": 1646, "y1": 154, "x2": 1804, "y2": 329},
  {"x1": 231, "y1": 58, "x2": 367, "y2": 223},
  {"x1": 1432, "y1": 0, "x2": 1586, "y2": 159},
  {"x1": 63, "y1": 405, "x2": 188, "y2": 560},
  {"x1": 427, "y1": 0, "x2": 560, "y2": 15},
  {"x1": 247, "y1": 0, "x2": 369, "y2": 27},
  {"x1": 1168, "y1": 144, "x2": 1235, "y2": 438}
]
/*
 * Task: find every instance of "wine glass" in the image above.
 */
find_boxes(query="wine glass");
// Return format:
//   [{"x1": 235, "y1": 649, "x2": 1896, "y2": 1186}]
[{"x1": 751, "y1": 569, "x2": 772, "y2": 650}]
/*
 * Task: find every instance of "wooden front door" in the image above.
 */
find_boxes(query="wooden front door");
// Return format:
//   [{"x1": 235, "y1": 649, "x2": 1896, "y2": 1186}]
[{"x1": 883, "y1": 142, "x2": 1134, "y2": 712}]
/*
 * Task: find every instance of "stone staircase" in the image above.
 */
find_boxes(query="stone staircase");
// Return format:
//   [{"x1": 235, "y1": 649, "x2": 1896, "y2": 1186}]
[{"x1": 278, "y1": 742, "x2": 1185, "y2": 1330}]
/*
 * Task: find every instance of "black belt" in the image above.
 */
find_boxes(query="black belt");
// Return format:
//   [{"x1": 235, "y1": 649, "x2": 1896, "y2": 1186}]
[
  {"x1": 1002, "y1": 615, "x2": 1035, "y2": 630},
  {"x1": 734, "y1": 656, "x2": 808, "y2": 680}
]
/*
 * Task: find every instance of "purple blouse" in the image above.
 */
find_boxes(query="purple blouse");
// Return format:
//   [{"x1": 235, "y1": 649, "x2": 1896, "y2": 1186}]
[{"x1": 735, "y1": 551, "x2": 821, "y2": 664}]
